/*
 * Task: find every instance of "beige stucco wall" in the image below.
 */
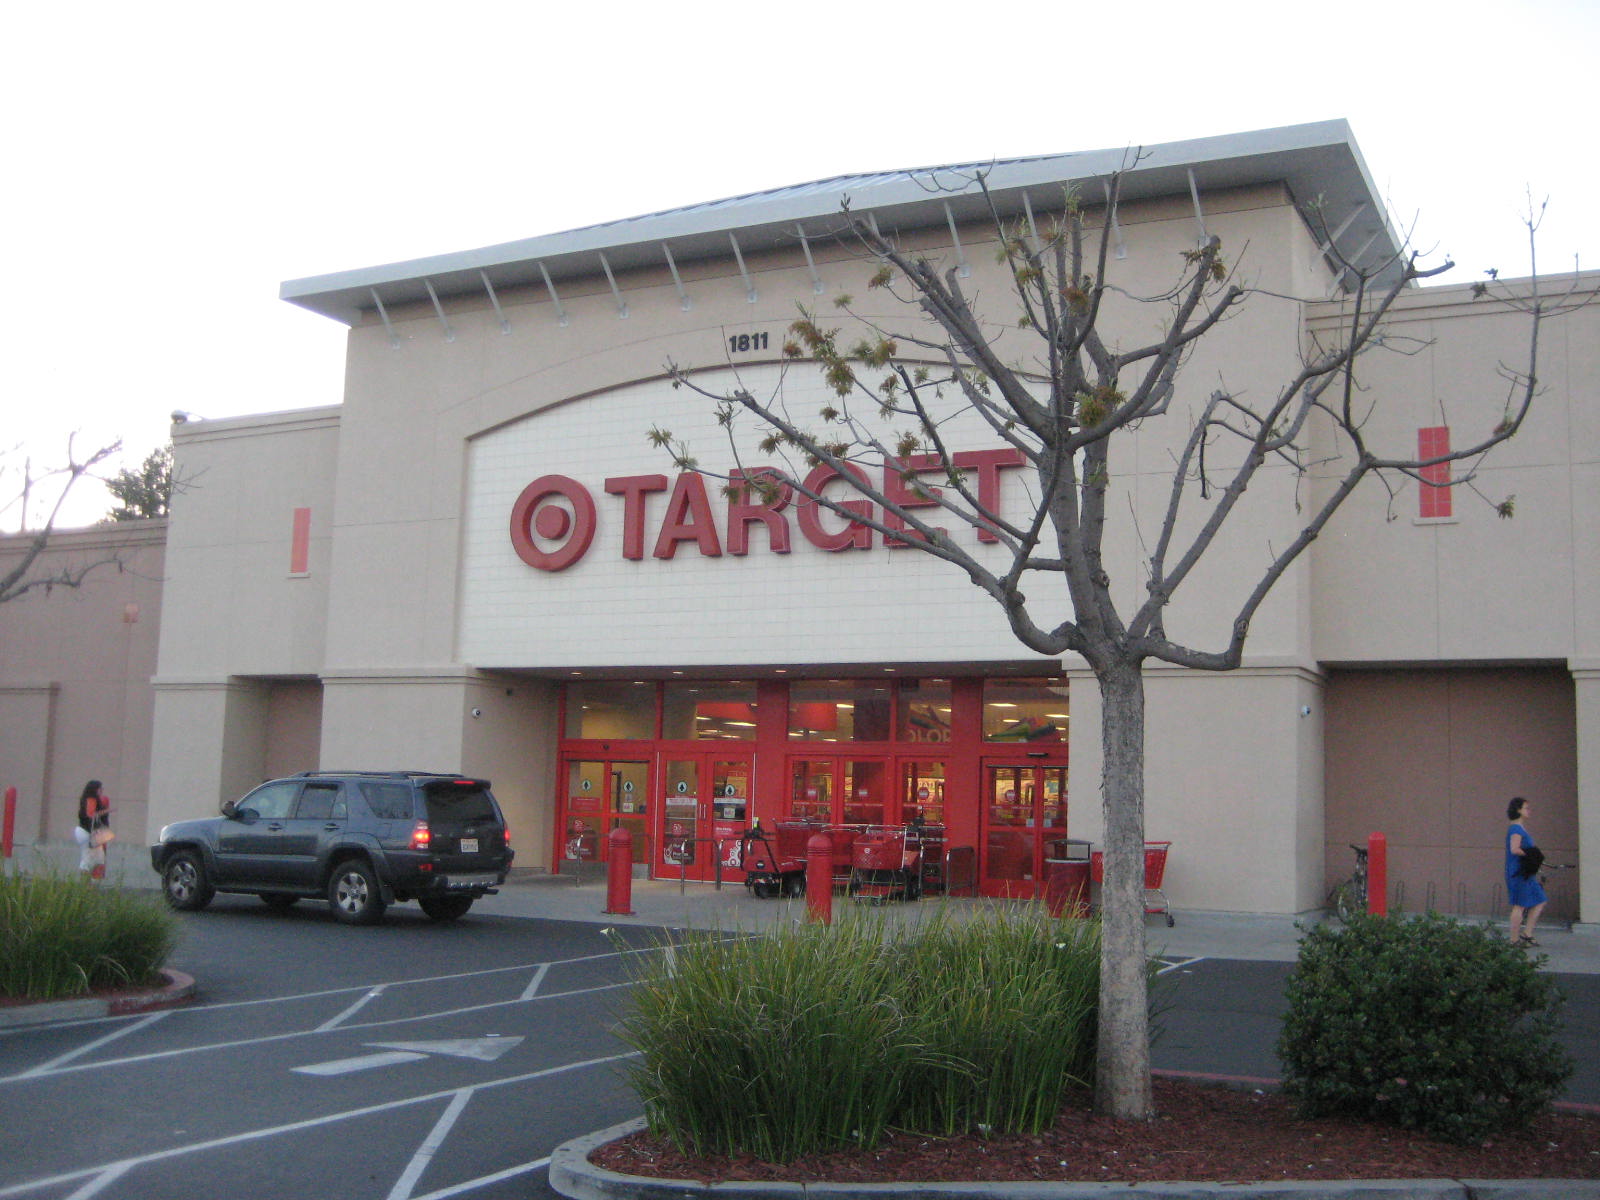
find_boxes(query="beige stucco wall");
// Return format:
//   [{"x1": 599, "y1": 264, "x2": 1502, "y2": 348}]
[
  {"x1": 1308, "y1": 274, "x2": 1599, "y2": 666},
  {"x1": 0, "y1": 521, "x2": 165, "y2": 851},
  {"x1": 1066, "y1": 665, "x2": 1326, "y2": 913},
  {"x1": 128, "y1": 168, "x2": 1595, "y2": 919},
  {"x1": 146, "y1": 409, "x2": 341, "y2": 835}
]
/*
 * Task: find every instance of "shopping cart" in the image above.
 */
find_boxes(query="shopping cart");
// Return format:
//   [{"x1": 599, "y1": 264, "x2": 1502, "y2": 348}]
[
  {"x1": 1090, "y1": 841, "x2": 1174, "y2": 926},
  {"x1": 848, "y1": 826, "x2": 923, "y2": 903},
  {"x1": 738, "y1": 821, "x2": 816, "y2": 899}
]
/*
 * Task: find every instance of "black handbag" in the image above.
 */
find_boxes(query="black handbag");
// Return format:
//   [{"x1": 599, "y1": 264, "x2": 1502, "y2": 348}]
[{"x1": 1517, "y1": 844, "x2": 1545, "y2": 878}]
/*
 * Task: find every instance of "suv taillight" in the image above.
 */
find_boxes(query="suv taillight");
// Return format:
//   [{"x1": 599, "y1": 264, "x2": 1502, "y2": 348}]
[
  {"x1": 503, "y1": 824, "x2": 512, "y2": 847},
  {"x1": 410, "y1": 821, "x2": 431, "y2": 851}
]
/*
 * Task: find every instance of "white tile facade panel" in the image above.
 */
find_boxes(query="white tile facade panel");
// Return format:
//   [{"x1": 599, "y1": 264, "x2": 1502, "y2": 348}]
[{"x1": 460, "y1": 365, "x2": 1051, "y2": 670}]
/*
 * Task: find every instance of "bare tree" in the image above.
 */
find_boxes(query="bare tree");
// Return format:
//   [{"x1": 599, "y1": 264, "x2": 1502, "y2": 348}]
[
  {"x1": 0, "y1": 435, "x2": 122, "y2": 604},
  {"x1": 653, "y1": 165, "x2": 1579, "y2": 1120}
]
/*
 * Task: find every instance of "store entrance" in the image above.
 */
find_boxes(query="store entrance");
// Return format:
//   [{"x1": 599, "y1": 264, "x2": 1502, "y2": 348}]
[
  {"x1": 561, "y1": 757, "x2": 650, "y2": 872},
  {"x1": 980, "y1": 763, "x2": 1069, "y2": 898},
  {"x1": 787, "y1": 756, "x2": 890, "y2": 827},
  {"x1": 658, "y1": 751, "x2": 753, "y2": 882}
]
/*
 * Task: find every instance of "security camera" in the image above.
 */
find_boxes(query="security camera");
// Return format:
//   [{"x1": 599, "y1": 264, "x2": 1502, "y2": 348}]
[{"x1": 470, "y1": 707, "x2": 483, "y2": 719}]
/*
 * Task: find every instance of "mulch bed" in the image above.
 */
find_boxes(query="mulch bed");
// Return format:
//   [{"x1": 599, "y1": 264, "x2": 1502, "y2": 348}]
[{"x1": 590, "y1": 1077, "x2": 1600, "y2": 1184}]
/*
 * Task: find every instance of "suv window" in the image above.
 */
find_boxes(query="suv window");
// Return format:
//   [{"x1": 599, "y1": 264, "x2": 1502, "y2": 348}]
[
  {"x1": 239, "y1": 781, "x2": 299, "y2": 820},
  {"x1": 359, "y1": 780, "x2": 415, "y2": 820},
  {"x1": 425, "y1": 783, "x2": 497, "y2": 824},
  {"x1": 295, "y1": 783, "x2": 345, "y2": 821}
]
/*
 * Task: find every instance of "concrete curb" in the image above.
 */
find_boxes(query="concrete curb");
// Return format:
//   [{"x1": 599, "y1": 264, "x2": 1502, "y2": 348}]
[
  {"x1": 548, "y1": 1119, "x2": 1597, "y2": 1200},
  {"x1": 0, "y1": 969, "x2": 196, "y2": 1029}
]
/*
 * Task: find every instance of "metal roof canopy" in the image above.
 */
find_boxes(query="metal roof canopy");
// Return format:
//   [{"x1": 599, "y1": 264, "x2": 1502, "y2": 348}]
[{"x1": 280, "y1": 120, "x2": 1398, "y2": 326}]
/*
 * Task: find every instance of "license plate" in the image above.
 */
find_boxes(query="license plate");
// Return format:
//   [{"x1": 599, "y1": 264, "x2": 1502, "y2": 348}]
[
  {"x1": 460, "y1": 838, "x2": 479, "y2": 853},
  {"x1": 448, "y1": 873, "x2": 496, "y2": 890}
]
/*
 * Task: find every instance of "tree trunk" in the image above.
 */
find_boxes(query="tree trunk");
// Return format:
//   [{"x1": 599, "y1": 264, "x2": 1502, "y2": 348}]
[{"x1": 1094, "y1": 656, "x2": 1154, "y2": 1119}]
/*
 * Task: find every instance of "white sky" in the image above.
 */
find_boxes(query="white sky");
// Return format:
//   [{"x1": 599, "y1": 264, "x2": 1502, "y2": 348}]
[{"x1": 4, "y1": 0, "x2": 1593, "y2": 530}]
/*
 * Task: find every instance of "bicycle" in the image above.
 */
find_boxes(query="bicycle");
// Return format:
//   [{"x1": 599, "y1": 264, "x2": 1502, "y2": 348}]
[
  {"x1": 1327, "y1": 842, "x2": 1369, "y2": 922},
  {"x1": 1537, "y1": 861, "x2": 1579, "y2": 932}
]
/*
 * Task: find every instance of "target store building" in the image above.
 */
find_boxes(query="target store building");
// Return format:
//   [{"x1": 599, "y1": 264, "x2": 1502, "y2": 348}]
[{"x1": 89, "y1": 121, "x2": 1593, "y2": 919}]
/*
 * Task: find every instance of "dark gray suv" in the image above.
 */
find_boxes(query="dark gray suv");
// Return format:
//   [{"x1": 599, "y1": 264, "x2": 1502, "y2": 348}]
[{"x1": 150, "y1": 771, "x2": 514, "y2": 924}]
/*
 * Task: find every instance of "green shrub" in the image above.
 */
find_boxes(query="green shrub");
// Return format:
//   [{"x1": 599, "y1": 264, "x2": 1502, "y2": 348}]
[
  {"x1": 0, "y1": 871, "x2": 177, "y2": 1001},
  {"x1": 614, "y1": 905, "x2": 1102, "y2": 1161},
  {"x1": 1278, "y1": 912, "x2": 1571, "y2": 1145}
]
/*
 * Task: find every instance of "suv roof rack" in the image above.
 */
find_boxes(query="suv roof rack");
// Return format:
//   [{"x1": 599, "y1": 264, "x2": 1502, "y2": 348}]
[{"x1": 295, "y1": 770, "x2": 456, "y2": 779}]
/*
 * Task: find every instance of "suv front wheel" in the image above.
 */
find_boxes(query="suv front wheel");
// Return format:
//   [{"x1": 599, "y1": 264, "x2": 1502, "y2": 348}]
[
  {"x1": 162, "y1": 851, "x2": 215, "y2": 911},
  {"x1": 328, "y1": 859, "x2": 386, "y2": 925}
]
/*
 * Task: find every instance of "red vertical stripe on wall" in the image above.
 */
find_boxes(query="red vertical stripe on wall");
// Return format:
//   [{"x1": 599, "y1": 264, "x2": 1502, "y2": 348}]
[
  {"x1": 290, "y1": 507, "x2": 312, "y2": 574},
  {"x1": 1418, "y1": 427, "x2": 1451, "y2": 519}
]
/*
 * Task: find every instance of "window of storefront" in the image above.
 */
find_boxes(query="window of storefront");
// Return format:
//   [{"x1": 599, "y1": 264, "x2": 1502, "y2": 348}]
[
  {"x1": 983, "y1": 677, "x2": 1069, "y2": 742},
  {"x1": 662, "y1": 680, "x2": 759, "y2": 741},
  {"x1": 787, "y1": 680, "x2": 893, "y2": 742},
  {"x1": 563, "y1": 680, "x2": 657, "y2": 739},
  {"x1": 896, "y1": 678, "x2": 952, "y2": 745},
  {"x1": 900, "y1": 759, "x2": 946, "y2": 824}
]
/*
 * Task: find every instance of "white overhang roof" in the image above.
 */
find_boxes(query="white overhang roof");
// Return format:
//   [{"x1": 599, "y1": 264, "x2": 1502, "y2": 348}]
[{"x1": 280, "y1": 119, "x2": 1398, "y2": 326}]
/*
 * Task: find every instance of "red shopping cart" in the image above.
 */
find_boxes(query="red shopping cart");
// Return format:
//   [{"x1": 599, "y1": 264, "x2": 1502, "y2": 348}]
[
  {"x1": 848, "y1": 826, "x2": 923, "y2": 903},
  {"x1": 1090, "y1": 841, "x2": 1174, "y2": 926},
  {"x1": 738, "y1": 821, "x2": 816, "y2": 899}
]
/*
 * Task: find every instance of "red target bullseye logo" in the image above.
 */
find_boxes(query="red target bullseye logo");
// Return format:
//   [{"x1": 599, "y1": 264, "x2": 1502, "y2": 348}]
[{"x1": 509, "y1": 475, "x2": 596, "y2": 571}]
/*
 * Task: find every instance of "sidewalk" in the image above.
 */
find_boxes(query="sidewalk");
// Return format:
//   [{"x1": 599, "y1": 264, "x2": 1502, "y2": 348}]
[
  {"x1": 10, "y1": 843, "x2": 1598, "y2": 974},
  {"x1": 475, "y1": 867, "x2": 1600, "y2": 974}
]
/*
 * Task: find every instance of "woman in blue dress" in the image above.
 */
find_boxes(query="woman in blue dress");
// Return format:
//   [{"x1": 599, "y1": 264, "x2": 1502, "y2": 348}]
[{"x1": 1505, "y1": 796, "x2": 1546, "y2": 947}]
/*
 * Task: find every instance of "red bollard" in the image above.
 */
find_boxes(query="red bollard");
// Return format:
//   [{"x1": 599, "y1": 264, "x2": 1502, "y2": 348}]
[
  {"x1": 2, "y1": 786, "x2": 15, "y2": 861},
  {"x1": 806, "y1": 831, "x2": 833, "y2": 925},
  {"x1": 604, "y1": 826, "x2": 635, "y2": 916},
  {"x1": 1367, "y1": 831, "x2": 1387, "y2": 916}
]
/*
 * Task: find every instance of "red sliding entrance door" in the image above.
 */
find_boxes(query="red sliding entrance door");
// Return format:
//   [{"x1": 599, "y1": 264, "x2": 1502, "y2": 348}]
[{"x1": 980, "y1": 762, "x2": 1068, "y2": 898}]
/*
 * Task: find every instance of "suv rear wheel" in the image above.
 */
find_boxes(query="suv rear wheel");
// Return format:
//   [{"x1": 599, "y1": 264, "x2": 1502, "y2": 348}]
[
  {"x1": 418, "y1": 895, "x2": 474, "y2": 922},
  {"x1": 328, "y1": 859, "x2": 386, "y2": 925},
  {"x1": 162, "y1": 851, "x2": 215, "y2": 911}
]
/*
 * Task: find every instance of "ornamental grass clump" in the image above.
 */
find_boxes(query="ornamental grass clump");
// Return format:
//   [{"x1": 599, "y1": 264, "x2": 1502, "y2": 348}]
[
  {"x1": 614, "y1": 905, "x2": 1099, "y2": 1161},
  {"x1": 1278, "y1": 911, "x2": 1571, "y2": 1145},
  {"x1": 0, "y1": 871, "x2": 177, "y2": 1001}
]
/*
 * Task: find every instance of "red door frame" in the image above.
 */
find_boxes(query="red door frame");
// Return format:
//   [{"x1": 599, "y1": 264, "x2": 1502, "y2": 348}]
[
  {"x1": 556, "y1": 751, "x2": 652, "y2": 872},
  {"x1": 784, "y1": 754, "x2": 894, "y2": 827},
  {"x1": 655, "y1": 747, "x2": 754, "y2": 882},
  {"x1": 979, "y1": 759, "x2": 1070, "y2": 898}
]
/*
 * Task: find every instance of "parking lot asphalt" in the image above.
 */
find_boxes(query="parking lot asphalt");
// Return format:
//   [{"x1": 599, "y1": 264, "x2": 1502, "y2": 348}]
[{"x1": 3, "y1": 869, "x2": 1598, "y2": 1200}]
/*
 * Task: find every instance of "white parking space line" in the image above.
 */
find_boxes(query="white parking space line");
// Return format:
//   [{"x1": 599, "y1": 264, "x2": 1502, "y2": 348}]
[
  {"x1": 318, "y1": 985, "x2": 389, "y2": 1031},
  {"x1": 63, "y1": 1160, "x2": 129, "y2": 1200},
  {"x1": 15, "y1": 1012, "x2": 167, "y2": 1079},
  {"x1": 409, "y1": 1156, "x2": 549, "y2": 1200},
  {"x1": 1156, "y1": 955, "x2": 1206, "y2": 976},
  {"x1": 0, "y1": 1052, "x2": 637, "y2": 1200},
  {"x1": 1, "y1": 978, "x2": 631, "y2": 1084},
  {"x1": 518, "y1": 963, "x2": 549, "y2": 1001},
  {"x1": 386, "y1": 1088, "x2": 472, "y2": 1200}
]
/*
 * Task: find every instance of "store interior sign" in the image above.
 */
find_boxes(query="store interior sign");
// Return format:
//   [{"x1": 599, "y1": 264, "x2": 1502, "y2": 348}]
[{"x1": 509, "y1": 449, "x2": 1026, "y2": 572}]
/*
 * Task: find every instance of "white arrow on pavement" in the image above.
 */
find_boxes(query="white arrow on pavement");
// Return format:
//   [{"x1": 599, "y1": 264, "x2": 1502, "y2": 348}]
[
  {"x1": 368, "y1": 1037, "x2": 524, "y2": 1062},
  {"x1": 293, "y1": 1036, "x2": 524, "y2": 1076}
]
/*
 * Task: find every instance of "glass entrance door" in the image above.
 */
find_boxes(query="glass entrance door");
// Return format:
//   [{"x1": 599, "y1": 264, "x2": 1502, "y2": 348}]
[
  {"x1": 981, "y1": 763, "x2": 1068, "y2": 898},
  {"x1": 658, "y1": 752, "x2": 752, "y2": 882},
  {"x1": 787, "y1": 757, "x2": 890, "y2": 827},
  {"x1": 562, "y1": 758, "x2": 650, "y2": 871}
]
